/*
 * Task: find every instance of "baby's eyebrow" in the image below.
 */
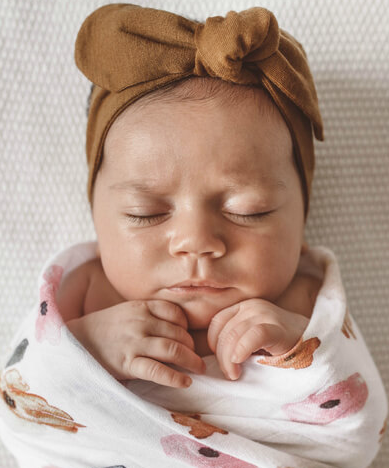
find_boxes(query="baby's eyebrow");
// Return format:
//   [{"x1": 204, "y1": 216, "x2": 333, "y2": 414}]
[
  {"x1": 109, "y1": 179, "x2": 168, "y2": 193},
  {"x1": 109, "y1": 176, "x2": 287, "y2": 193},
  {"x1": 223, "y1": 175, "x2": 287, "y2": 192}
]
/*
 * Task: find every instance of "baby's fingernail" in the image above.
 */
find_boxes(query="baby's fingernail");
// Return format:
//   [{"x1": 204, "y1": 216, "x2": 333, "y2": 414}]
[
  {"x1": 183, "y1": 377, "x2": 192, "y2": 387},
  {"x1": 229, "y1": 367, "x2": 241, "y2": 380},
  {"x1": 195, "y1": 361, "x2": 206, "y2": 374}
]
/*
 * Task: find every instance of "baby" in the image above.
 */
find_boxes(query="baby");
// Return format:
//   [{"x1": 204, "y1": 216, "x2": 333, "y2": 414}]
[
  {"x1": 57, "y1": 76, "x2": 323, "y2": 387},
  {"x1": 1, "y1": 4, "x2": 387, "y2": 468}
]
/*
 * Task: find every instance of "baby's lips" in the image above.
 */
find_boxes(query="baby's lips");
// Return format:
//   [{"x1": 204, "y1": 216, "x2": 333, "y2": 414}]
[{"x1": 282, "y1": 372, "x2": 368, "y2": 424}]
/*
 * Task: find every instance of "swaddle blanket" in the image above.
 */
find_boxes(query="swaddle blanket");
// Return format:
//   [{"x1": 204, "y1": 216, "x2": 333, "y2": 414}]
[{"x1": 0, "y1": 241, "x2": 387, "y2": 468}]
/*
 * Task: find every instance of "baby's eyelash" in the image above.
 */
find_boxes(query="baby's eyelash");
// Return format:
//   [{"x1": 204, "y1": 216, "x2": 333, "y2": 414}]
[
  {"x1": 228, "y1": 211, "x2": 272, "y2": 222},
  {"x1": 125, "y1": 214, "x2": 167, "y2": 225},
  {"x1": 125, "y1": 211, "x2": 272, "y2": 225}
]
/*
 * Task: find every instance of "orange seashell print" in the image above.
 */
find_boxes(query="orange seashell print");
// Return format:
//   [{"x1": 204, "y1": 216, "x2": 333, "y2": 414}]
[
  {"x1": 258, "y1": 337, "x2": 321, "y2": 369},
  {"x1": 0, "y1": 369, "x2": 85, "y2": 432},
  {"x1": 170, "y1": 411, "x2": 228, "y2": 439},
  {"x1": 379, "y1": 414, "x2": 388, "y2": 444},
  {"x1": 341, "y1": 308, "x2": 356, "y2": 339}
]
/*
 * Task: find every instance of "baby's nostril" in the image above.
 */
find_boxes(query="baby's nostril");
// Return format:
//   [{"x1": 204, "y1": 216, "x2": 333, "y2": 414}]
[
  {"x1": 198, "y1": 446, "x2": 220, "y2": 457},
  {"x1": 320, "y1": 399, "x2": 340, "y2": 409}
]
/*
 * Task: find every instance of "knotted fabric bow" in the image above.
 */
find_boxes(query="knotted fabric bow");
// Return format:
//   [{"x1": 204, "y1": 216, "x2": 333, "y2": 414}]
[{"x1": 75, "y1": 3, "x2": 324, "y2": 217}]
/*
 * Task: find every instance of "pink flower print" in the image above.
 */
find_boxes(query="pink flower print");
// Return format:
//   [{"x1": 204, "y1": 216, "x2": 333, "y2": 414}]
[
  {"x1": 36, "y1": 264, "x2": 64, "y2": 345},
  {"x1": 283, "y1": 373, "x2": 368, "y2": 424},
  {"x1": 161, "y1": 434, "x2": 257, "y2": 467}
]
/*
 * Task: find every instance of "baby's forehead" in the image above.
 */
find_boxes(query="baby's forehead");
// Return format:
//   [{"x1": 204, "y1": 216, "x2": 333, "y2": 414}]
[
  {"x1": 100, "y1": 77, "x2": 294, "y2": 181},
  {"x1": 112, "y1": 77, "x2": 281, "y2": 127}
]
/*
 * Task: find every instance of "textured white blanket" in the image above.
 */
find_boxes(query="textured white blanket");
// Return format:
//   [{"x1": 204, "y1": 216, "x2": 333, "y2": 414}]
[{"x1": 0, "y1": 242, "x2": 387, "y2": 468}]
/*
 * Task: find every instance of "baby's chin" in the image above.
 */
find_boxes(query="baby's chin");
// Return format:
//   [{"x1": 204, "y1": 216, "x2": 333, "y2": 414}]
[
  {"x1": 154, "y1": 288, "x2": 265, "y2": 329},
  {"x1": 172, "y1": 297, "x2": 235, "y2": 330}
]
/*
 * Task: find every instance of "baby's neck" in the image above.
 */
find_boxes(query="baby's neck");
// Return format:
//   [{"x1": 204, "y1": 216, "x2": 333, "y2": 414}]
[{"x1": 189, "y1": 329, "x2": 213, "y2": 357}]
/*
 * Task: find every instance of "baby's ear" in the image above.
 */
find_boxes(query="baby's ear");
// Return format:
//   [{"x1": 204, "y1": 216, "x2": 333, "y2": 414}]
[{"x1": 96, "y1": 245, "x2": 101, "y2": 257}]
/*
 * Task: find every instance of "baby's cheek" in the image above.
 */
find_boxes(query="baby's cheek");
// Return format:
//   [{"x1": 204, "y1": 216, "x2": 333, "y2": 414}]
[{"x1": 234, "y1": 234, "x2": 296, "y2": 300}]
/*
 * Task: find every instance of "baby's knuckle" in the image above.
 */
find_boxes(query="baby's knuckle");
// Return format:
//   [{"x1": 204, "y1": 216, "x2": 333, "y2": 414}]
[
  {"x1": 170, "y1": 302, "x2": 184, "y2": 316},
  {"x1": 252, "y1": 323, "x2": 268, "y2": 339},
  {"x1": 210, "y1": 312, "x2": 227, "y2": 327},
  {"x1": 246, "y1": 298, "x2": 268, "y2": 313},
  {"x1": 151, "y1": 299, "x2": 172, "y2": 310},
  {"x1": 234, "y1": 340, "x2": 247, "y2": 353},
  {"x1": 148, "y1": 361, "x2": 165, "y2": 382},
  {"x1": 121, "y1": 352, "x2": 135, "y2": 378},
  {"x1": 129, "y1": 300, "x2": 150, "y2": 316},
  {"x1": 176, "y1": 326, "x2": 189, "y2": 342},
  {"x1": 221, "y1": 328, "x2": 239, "y2": 345},
  {"x1": 166, "y1": 302, "x2": 186, "y2": 324},
  {"x1": 165, "y1": 339, "x2": 183, "y2": 359}
]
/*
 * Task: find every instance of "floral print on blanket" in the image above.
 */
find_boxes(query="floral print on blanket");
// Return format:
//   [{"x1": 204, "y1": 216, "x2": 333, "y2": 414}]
[
  {"x1": 258, "y1": 337, "x2": 321, "y2": 369},
  {"x1": 161, "y1": 434, "x2": 257, "y2": 467},
  {"x1": 0, "y1": 368, "x2": 85, "y2": 432},
  {"x1": 5, "y1": 338, "x2": 29, "y2": 367},
  {"x1": 170, "y1": 412, "x2": 228, "y2": 439},
  {"x1": 36, "y1": 264, "x2": 65, "y2": 345},
  {"x1": 283, "y1": 372, "x2": 368, "y2": 424},
  {"x1": 44, "y1": 464, "x2": 196, "y2": 468}
]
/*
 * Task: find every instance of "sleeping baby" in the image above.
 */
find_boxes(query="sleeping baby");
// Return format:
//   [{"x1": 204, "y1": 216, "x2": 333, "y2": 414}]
[
  {"x1": 58, "y1": 76, "x2": 322, "y2": 387},
  {"x1": 0, "y1": 4, "x2": 387, "y2": 468}
]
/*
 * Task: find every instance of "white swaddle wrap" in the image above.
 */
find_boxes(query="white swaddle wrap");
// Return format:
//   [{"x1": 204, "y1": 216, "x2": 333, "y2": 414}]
[{"x1": 0, "y1": 241, "x2": 387, "y2": 468}]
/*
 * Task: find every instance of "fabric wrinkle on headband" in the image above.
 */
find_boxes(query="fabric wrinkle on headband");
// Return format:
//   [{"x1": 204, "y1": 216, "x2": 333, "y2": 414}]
[{"x1": 75, "y1": 3, "x2": 324, "y2": 216}]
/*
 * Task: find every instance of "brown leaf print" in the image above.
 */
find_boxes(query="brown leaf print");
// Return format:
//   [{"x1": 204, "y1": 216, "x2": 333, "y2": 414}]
[
  {"x1": 0, "y1": 369, "x2": 85, "y2": 432},
  {"x1": 258, "y1": 337, "x2": 321, "y2": 369},
  {"x1": 341, "y1": 308, "x2": 356, "y2": 339},
  {"x1": 170, "y1": 411, "x2": 228, "y2": 439},
  {"x1": 379, "y1": 414, "x2": 388, "y2": 444}
]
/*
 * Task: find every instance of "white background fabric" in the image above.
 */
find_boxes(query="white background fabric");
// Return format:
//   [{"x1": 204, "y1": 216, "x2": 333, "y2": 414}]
[{"x1": 0, "y1": 0, "x2": 388, "y2": 466}]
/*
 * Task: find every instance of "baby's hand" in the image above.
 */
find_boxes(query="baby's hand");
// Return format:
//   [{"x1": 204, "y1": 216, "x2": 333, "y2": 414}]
[
  {"x1": 207, "y1": 298, "x2": 309, "y2": 381},
  {"x1": 66, "y1": 300, "x2": 206, "y2": 388}
]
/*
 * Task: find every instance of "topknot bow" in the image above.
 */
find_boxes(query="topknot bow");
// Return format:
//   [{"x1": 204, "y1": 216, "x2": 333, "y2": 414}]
[
  {"x1": 75, "y1": 3, "x2": 324, "y2": 217},
  {"x1": 194, "y1": 8, "x2": 280, "y2": 84}
]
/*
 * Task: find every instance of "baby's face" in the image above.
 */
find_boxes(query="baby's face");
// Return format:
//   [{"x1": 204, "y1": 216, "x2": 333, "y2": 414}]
[{"x1": 92, "y1": 88, "x2": 305, "y2": 330}]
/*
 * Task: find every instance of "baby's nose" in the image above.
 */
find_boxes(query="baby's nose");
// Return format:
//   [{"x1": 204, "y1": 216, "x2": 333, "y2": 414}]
[{"x1": 167, "y1": 210, "x2": 226, "y2": 259}]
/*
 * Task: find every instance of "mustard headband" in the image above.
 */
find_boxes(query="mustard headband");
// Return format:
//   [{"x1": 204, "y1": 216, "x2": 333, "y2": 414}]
[{"x1": 75, "y1": 3, "x2": 324, "y2": 217}]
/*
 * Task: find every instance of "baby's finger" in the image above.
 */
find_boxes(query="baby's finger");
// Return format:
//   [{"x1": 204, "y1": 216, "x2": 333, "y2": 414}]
[
  {"x1": 207, "y1": 302, "x2": 241, "y2": 353},
  {"x1": 129, "y1": 356, "x2": 193, "y2": 388},
  {"x1": 147, "y1": 300, "x2": 188, "y2": 330},
  {"x1": 150, "y1": 318, "x2": 195, "y2": 351},
  {"x1": 232, "y1": 323, "x2": 291, "y2": 363},
  {"x1": 136, "y1": 336, "x2": 206, "y2": 376},
  {"x1": 215, "y1": 320, "x2": 251, "y2": 380}
]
